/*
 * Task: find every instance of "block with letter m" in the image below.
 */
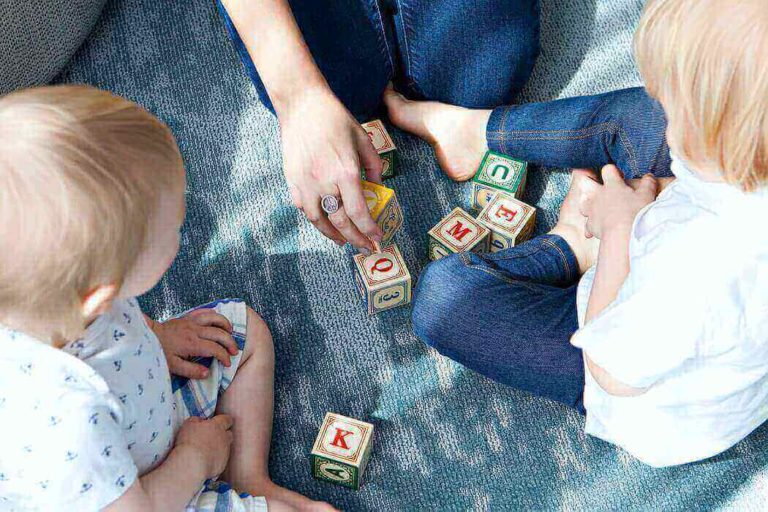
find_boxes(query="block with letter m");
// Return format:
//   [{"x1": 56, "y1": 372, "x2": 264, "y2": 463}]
[{"x1": 427, "y1": 207, "x2": 489, "y2": 261}]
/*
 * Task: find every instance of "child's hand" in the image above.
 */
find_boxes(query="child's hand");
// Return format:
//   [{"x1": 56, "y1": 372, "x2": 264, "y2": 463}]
[
  {"x1": 580, "y1": 165, "x2": 659, "y2": 239},
  {"x1": 175, "y1": 415, "x2": 234, "y2": 479},
  {"x1": 151, "y1": 309, "x2": 239, "y2": 379}
]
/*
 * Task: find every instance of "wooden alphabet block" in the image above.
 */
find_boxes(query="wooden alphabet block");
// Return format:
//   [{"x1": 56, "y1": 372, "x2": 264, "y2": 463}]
[
  {"x1": 477, "y1": 193, "x2": 536, "y2": 251},
  {"x1": 362, "y1": 119, "x2": 398, "y2": 180},
  {"x1": 311, "y1": 412, "x2": 374, "y2": 490},
  {"x1": 352, "y1": 244, "x2": 411, "y2": 315},
  {"x1": 362, "y1": 180, "x2": 403, "y2": 247},
  {"x1": 427, "y1": 207, "x2": 489, "y2": 261},
  {"x1": 470, "y1": 151, "x2": 528, "y2": 211}
]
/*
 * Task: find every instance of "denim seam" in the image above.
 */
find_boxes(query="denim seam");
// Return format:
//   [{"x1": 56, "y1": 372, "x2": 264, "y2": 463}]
[
  {"x1": 488, "y1": 121, "x2": 639, "y2": 176},
  {"x1": 394, "y1": 0, "x2": 413, "y2": 78},
  {"x1": 371, "y1": 0, "x2": 395, "y2": 75},
  {"x1": 545, "y1": 239, "x2": 576, "y2": 283},
  {"x1": 458, "y1": 253, "x2": 547, "y2": 292}
]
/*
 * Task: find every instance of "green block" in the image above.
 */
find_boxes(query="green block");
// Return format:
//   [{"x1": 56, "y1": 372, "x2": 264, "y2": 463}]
[
  {"x1": 360, "y1": 150, "x2": 398, "y2": 181},
  {"x1": 470, "y1": 151, "x2": 528, "y2": 211},
  {"x1": 380, "y1": 150, "x2": 398, "y2": 180},
  {"x1": 311, "y1": 455, "x2": 359, "y2": 490},
  {"x1": 428, "y1": 238, "x2": 451, "y2": 261}
]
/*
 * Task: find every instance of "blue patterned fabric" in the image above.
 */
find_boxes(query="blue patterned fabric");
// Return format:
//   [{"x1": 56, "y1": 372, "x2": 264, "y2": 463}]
[{"x1": 55, "y1": 0, "x2": 768, "y2": 509}]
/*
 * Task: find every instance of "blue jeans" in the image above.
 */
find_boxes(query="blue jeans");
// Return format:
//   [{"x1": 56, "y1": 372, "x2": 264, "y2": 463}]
[
  {"x1": 216, "y1": 0, "x2": 541, "y2": 119},
  {"x1": 487, "y1": 87, "x2": 672, "y2": 179},
  {"x1": 412, "y1": 235, "x2": 586, "y2": 412}
]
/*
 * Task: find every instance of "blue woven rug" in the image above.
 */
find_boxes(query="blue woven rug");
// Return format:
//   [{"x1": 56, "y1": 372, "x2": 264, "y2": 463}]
[{"x1": 56, "y1": 0, "x2": 768, "y2": 509}]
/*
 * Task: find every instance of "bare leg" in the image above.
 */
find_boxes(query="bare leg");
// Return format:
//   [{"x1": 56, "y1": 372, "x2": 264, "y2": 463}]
[{"x1": 218, "y1": 308, "x2": 336, "y2": 512}]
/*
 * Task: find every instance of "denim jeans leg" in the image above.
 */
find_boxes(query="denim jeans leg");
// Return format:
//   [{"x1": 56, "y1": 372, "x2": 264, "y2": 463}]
[
  {"x1": 412, "y1": 235, "x2": 585, "y2": 411},
  {"x1": 486, "y1": 87, "x2": 672, "y2": 178},
  {"x1": 215, "y1": 0, "x2": 393, "y2": 120},
  {"x1": 391, "y1": 0, "x2": 540, "y2": 108}
]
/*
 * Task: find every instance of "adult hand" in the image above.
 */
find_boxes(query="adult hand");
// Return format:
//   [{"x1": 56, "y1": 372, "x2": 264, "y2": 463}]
[
  {"x1": 580, "y1": 165, "x2": 658, "y2": 239},
  {"x1": 279, "y1": 87, "x2": 384, "y2": 254},
  {"x1": 150, "y1": 309, "x2": 238, "y2": 379}
]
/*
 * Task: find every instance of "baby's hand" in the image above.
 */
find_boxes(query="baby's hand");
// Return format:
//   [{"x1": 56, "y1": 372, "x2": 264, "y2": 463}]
[
  {"x1": 175, "y1": 415, "x2": 234, "y2": 479},
  {"x1": 151, "y1": 309, "x2": 238, "y2": 379},
  {"x1": 580, "y1": 165, "x2": 658, "y2": 239}
]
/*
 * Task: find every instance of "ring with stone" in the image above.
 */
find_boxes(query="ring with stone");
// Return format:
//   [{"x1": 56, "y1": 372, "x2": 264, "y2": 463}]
[{"x1": 321, "y1": 194, "x2": 342, "y2": 215}]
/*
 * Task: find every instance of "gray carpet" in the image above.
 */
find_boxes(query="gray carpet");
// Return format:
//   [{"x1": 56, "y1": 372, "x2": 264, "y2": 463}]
[{"x1": 55, "y1": 0, "x2": 768, "y2": 509}]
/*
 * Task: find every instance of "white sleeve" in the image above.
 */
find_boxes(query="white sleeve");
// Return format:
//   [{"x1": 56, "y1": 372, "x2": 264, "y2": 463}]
[
  {"x1": 6, "y1": 389, "x2": 138, "y2": 511},
  {"x1": 571, "y1": 241, "x2": 710, "y2": 389}
]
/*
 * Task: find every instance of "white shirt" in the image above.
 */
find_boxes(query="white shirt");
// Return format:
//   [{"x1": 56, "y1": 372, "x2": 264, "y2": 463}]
[
  {"x1": 572, "y1": 156, "x2": 768, "y2": 467},
  {"x1": 0, "y1": 298, "x2": 175, "y2": 511}
]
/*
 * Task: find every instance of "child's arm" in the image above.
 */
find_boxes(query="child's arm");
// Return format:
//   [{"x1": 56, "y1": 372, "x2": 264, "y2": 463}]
[
  {"x1": 105, "y1": 415, "x2": 233, "y2": 512},
  {"x1": 143, "y1": 310, "x2": 238, "y2": 379},
  {"x1": 579, "y1": 167, "x2": 659, "y2": 396}
]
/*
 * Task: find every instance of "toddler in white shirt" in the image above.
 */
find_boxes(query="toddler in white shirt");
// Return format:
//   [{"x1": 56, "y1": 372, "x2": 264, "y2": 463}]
[{"x1": 0, "y1": 86, "x2": 333, "y2": 511}]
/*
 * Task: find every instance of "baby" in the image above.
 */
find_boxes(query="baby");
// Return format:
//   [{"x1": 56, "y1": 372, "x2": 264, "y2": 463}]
[
  {"x1": 388, "y1": 0, "x2": 768, "y2": 466},
  {"x1": 0, "y1": 86, "x2": 332, "y2": 510}
]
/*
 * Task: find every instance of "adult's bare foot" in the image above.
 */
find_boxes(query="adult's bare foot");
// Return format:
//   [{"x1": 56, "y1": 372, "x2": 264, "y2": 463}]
[
  {"x1": 383, "y1": 85, "x2": 490, "y2": 182},
  {"x1": 550, "y1": 169, "x2": 601, "y2": 274}
]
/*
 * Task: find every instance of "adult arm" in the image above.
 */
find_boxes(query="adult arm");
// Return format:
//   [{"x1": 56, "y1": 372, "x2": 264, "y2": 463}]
[{"x1": 220, "y1": 0, "x2": 383, "y2": 253}]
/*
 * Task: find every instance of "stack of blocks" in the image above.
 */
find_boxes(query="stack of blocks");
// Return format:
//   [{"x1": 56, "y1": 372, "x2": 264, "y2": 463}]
[
  {"x1": 362, "y1": 119, "x2": 398, "y2": 180},
  {"x1": 311, "y1": 413, "x2": 374, "y2": 490},
  {"x1": 429, "y1": 151, "x2": 536, "y2": 261}
]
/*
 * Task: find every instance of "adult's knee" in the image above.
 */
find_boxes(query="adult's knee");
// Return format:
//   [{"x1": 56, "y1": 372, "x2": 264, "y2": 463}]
[{"x1": 411, "y1": 254, "x2": 475, "y2": 351}]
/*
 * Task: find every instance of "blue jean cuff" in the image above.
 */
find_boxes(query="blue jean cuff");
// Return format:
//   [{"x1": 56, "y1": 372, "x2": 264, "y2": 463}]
[
  {"x1": 486, "y1": 105, "x2": 517, "y2": 154},
  {"x1": 537, "y1": 234, "x2": 580, "y2": 283}
]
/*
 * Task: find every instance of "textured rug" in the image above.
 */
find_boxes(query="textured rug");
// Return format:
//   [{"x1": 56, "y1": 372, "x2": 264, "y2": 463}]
[{"x1": 56, "y1": 0, "x2": 768, "y2": 509}]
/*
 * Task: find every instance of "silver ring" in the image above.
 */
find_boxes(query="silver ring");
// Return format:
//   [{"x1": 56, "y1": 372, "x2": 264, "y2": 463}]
[{"x1": 321, "y1": 194, "x2": 341, "y2": 215}]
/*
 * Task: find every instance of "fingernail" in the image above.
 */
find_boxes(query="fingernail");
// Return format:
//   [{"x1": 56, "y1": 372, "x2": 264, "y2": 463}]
[
  {"x1": 360, "y1": 248, "x2": 371, "y2": 256},
  {"x1": 202, "y1": 370, "x2": 209, "y2": 378}
]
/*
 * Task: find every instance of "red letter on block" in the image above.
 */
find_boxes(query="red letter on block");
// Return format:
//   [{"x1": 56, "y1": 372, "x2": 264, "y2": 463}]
[
  {"x1": 330, "y1": 428, "x2": 354, "y2": 450},
  {"x1": 446, "y1": 221, "x2": 471, "y2": 241},
  {"x1": 495, "y1": 205, "x2": 518, "y2": 223},
  {"x1": 370, "y1": 258, "x2": 394, "y2": 274}
]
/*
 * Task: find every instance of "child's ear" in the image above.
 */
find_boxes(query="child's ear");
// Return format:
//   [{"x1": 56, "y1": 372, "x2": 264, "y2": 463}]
[{"x1": 81, "y1": 284, "x2": 120, "y2": 320}]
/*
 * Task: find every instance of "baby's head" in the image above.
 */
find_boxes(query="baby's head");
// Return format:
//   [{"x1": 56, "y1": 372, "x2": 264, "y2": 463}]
[
  {"x1": 635, "y1": 0, "x2": 768, "y2": 190},
  {"x1": 0, "y1": 85, "x2": 185, "y2": 343}
]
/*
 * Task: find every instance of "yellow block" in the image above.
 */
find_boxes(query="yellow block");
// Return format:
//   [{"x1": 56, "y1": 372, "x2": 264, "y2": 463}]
[{"x1": 362, "y1": 180, "x2": 394, "y2": 219}]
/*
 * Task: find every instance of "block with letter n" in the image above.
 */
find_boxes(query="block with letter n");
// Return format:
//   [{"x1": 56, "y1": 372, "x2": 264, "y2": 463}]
[
  {"x1": 361, "y1": 119, "x2": 398, "y2": 180},
  {"x1": 470, "y1": 150, "x2": 528, "y2": 211},
  {"x1": 362, "y1": 180, "x2": 403, "y2": 247},
  {"x1": 352, "y1": 244, "x2": 412, "y2": 315},
  {"x1": 427, "y1": 207, "x2": 489, "y2": 261},
  {"x1": 477, "y1": 193, "x2": 536, "y2": 252},
  {"x1": 311, "y1": 412, "x2": 374, "y2": 490}
]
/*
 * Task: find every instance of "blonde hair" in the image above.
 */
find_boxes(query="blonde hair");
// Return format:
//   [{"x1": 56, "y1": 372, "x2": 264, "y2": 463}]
[
  {"x1": 635, "y1": 0, "x2": 768, "y2": 191},
  {"x1": 0, "y1": 85, "x2": 184, "y2": 342}
]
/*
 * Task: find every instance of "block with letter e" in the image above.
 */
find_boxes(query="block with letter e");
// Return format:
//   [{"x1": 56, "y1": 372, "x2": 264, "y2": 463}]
[
  {"x1": 362, "y1": 180, "x2": 403, "y2": 247},
  {"x1": 311, "y1": 412, "x2": 374, "y2": 490},
  {"x1": 362, "y1": 119, "x2": 398, "y2": 180},
  {"x1": 427, "y1": 207, "x2": 489, "y2": 261},
  {"x1": 477, "y1": 193, "x2": 536, "y2": 252},
  {"x1": 352, "y1": 244, "x2": 412, "y2": 315},
  {"x1": 470, "y1": 150, "x2": 528, "y2": 211}
]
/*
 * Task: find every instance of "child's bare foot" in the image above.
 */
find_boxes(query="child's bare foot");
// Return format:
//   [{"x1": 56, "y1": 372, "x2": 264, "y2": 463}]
[
  {"x1": 550, "y1": 169, "x2": 601, "y2": 274},
  {"x1": 261, "y1": 482, "x2": 337, "y2": 512},
  {"x1": 383, "y1": 85, "x2": 490, "y2": 181}
]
